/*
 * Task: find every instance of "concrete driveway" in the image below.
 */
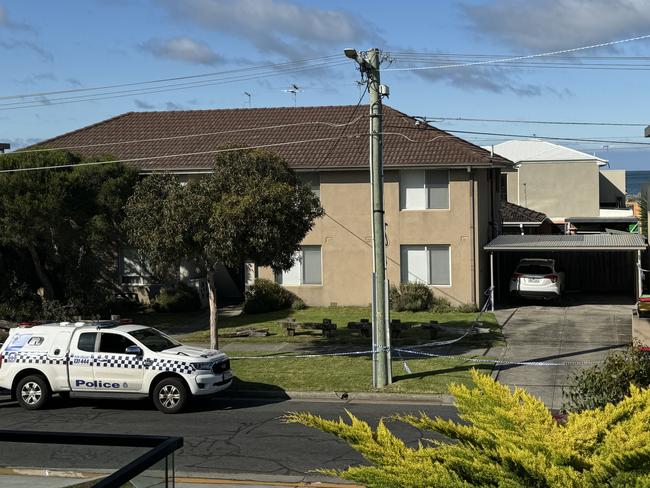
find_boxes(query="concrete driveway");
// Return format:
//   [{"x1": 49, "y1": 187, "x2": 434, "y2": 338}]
[{"x1": 493, "y1": 296, "x2": 634, "y2": 410}]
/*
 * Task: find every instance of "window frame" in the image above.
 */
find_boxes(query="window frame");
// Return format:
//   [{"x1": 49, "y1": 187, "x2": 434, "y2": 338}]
[
  {"x1": 98, "y1": 332, "x2": 137, "y2": 355},
  {"x1": 275, "y1": 245, "x2": 323, "y2": 286},
  {"x1": 400, "y1": 244, "x2": 452, "y2": 287},
  {"x1": 77, "y1": 332, "x2": 99, "y2": 353},
  {"x1": 297, "y1": 171, "x2": 320, "y2": 199},
  {"x1": 399, "y1": 169, "x2": 450, "y2": 211},
  {"x1": 120, "y1": 248, "x2": 151, "y2": 286}
]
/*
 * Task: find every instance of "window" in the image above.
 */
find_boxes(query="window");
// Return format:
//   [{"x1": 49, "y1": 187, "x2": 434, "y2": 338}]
[
  {"x1": 298, "y1": 172, "x2": 320, "y2": 199},
  {"x1": 500, "y1": 173, "x2": 508, "y2": 202},
  {"x1": 130, "y1": 328, "x2": 181, "y2": 352},
  {"x1": 400, "y1": 245, "x2": 451, "y2": 286},
  {"x1": 99, "y1": 333, "x2": 136, "y2": 354},
  {"x1": 121, "y1": 248, "x2": 151, "y2": 285},
  {"x1": 275, "y1": 246, "x2": 322, "y2": 285},
  {"x1": 77, "y1": 333, "x2": 97, "y2": 352},
  {"x1": 400, "y1": 170, "x2": 449, "y2": 210}
]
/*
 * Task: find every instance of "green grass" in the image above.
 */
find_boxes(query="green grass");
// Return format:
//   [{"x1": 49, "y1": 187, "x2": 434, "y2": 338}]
[
  {"x1": 229, "y1": 351, "x2": 493, "y2": 394},
  {"x1": 133, "y1": 306, "x2": 501, "y2": 347}
]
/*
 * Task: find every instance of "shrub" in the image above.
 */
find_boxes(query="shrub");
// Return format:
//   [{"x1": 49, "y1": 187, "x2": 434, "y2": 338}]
[
  {"x1": 430, "y1": 295, "x2": 453, "y2": 313},
  {"x1": 291, "y1": 297, "x2": 307, "y2": 311},
  {"x1": 389, "y1": 283, "x2": 433, "y2": 312},
  {"x1": 564, "y1": 344, "x2": 650, "y2": 411},
  {"x1": 286, "y1": 370, "x2": 650, "y2": 487},
  {"x1": 455, "y1": 302, "x2": 478, "y2": 313},
  {"x1": 152, "y1": 283, "x2": 201, "y2": 313},
  {"x1": 243, "y1": 278, "x2": 301, "y2": 314}
]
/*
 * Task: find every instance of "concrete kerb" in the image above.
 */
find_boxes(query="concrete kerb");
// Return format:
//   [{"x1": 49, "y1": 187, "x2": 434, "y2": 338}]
[
  {"x1": 0, "y1": 467, "x2": 361, "y2": 487},
  {"x1": 223, "y1": 389, "x2": 457, "y2": 405}
]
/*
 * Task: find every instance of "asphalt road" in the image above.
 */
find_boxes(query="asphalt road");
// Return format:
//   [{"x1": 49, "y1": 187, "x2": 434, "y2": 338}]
[{"x1": 0, "y1": 394, "x2": 456, "y2": 482}]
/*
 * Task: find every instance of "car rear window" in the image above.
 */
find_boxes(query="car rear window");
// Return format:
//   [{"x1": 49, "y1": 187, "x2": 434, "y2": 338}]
[{"x1": 517, "y1": 265, "x2": 553, "y2": 275}]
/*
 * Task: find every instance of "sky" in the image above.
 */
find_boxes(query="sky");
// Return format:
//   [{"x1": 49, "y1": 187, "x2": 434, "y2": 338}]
[{"x1": 2, "y1": 0, "x2": 650, "y2": 170}]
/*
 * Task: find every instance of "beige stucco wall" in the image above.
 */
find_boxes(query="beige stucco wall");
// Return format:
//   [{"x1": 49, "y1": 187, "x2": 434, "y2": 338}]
[
  {"x1": 506, "y1": 162, "x2": 599, "y2": 218},
  {"x1": 259, "y1": 168, "x2": 496, "y2": 307},
  {"x1": 599, "y1": 170, "x2": 626, "y2": 207}
]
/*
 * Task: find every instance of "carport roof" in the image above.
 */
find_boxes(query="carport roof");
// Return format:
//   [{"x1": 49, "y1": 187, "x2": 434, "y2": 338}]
[{"x1": 485, "y1": 233, "x2": 647, "y2": 251}]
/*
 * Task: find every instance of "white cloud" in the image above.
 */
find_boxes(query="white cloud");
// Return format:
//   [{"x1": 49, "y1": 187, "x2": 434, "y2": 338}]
[
  {"x1": 156, "y1": 0, "x2": 380, "y2": 59},
  {"x1": 463, "y1": 0, "x2": 650, "y2": 51},
  {"x1": 141, "y1": 37, "x2": 221, "y2": 65}
]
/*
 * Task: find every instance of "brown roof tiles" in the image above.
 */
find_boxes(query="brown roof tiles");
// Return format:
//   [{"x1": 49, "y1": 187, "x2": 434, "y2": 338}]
[{"x1": 31, "y1": 105, "x2": 513, "y2": 171}]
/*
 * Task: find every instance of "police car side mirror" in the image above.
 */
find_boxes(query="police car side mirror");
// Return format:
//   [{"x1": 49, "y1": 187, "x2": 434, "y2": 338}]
[{"x1": 125, "y1": 345, "x2": 143, "y2": 356}]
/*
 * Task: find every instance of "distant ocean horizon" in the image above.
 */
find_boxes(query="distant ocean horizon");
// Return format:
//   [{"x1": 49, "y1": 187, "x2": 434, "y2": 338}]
[{"x1": 626, "y1": 171, "x2": 650, "y2": 196}]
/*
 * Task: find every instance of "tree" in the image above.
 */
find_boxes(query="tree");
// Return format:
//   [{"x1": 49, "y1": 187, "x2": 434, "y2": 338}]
[
  {"x1": 286, "y1": 370, "x2": 650, "y2": 487},
  {"x1": 0, "y1": 151, "x2": 139, "y2": 315},
  {"x1": 124, "y1": 149, "x2": 323, "y2": 349}
]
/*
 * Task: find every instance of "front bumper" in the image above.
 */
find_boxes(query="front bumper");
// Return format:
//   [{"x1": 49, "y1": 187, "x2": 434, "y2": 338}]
[{"x1": 190, "y1": 370, "x2": 233, "y2": 396}]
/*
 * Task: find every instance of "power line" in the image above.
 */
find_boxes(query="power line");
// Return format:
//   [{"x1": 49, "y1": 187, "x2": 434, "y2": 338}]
[
  {"x1": 313, "y1": 83, "x2": 368, "y2": 169},
  {"x1": 7, "y1": 116, "x2": 367, "y2": 154},
  {"x1": 416, "y1": 115, "x2": 647, "y2": 127},
  {"x1": 0, "y1": 132, "x2": 369, "y2": 173},
  {"x1": 440, "y1": 129, "x2": 650, "y2": 146},
  {"x1": 0, "y1": 55, "x2": 341, "y2": 101},
  {"x1": 383, "y1": 33, "x2": 650, "y2": 72},
  {"x1": 0, "y1": 60, "x2": 349, "y2": 111}
]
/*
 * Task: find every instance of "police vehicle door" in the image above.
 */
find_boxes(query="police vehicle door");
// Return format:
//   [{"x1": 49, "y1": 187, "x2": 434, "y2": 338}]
[
  {"x1": 47, "y1": 330, "x2": 72, "y2": 390},
  {"x1": 94, "y1": 332, "x2": 144, "y2": 391},
  {"x1": 69, "y1": 331, "x2": 97, "y2": 390}
]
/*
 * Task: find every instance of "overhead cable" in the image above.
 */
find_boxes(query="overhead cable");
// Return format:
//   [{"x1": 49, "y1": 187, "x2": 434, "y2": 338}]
[
  {"x1": 0, "y1": 60, "x2": 349, "y2": 111},
  {"x1": 0, "y1": 55, "x2": 341, "y2": 101},
  {"x1": 416, "y1": 116, "x2": 647, "y2": 127},
  {"x1": 7, "y1": 116, "x2": 367, "y2": 154},
  {"x1": 383, "y1": 33, "x2": 650, "y2": 71},
  {"x1": 0, "y1": 133, "x2": 368, "y2": 173}
]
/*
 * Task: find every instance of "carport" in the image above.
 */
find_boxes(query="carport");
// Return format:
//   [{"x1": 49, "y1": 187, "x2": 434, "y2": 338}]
[{"x1": 484, "y1": 234, "x2": 647, "y2": 310}]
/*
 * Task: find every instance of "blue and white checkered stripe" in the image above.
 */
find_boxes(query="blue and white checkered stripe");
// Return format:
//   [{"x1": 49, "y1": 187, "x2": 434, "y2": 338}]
[
  {"x1": 6, "y1": 352, "x2": 194, "y2": 374},
  {"x1": 146, "y1": 358, "x2": 194, "y2": 374},
  {"x1": 93, "y1": 354, "x2": 145, "y2": 369},
  {"x1": 4, "y1": 351, "x2": 67, "y2": 365}
]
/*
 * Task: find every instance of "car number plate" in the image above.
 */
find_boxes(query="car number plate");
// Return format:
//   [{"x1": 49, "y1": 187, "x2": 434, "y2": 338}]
[{"x1": 527, "y1": 278, "x2": 541, "y2": 283}]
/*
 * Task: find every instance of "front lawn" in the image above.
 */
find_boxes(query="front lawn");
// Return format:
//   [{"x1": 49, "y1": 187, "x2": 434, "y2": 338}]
[
  {"x1": 133, "y1": 306, "x2": 501, "y2": 347},
  {"x1": 229, "y1": 352, "x2": 493, "y2": 394}
]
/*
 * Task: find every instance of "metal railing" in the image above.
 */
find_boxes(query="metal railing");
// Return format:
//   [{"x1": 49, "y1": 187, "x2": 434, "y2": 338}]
[{"x1": 0, "y1": 430, "x2": 183, "y2": 487}]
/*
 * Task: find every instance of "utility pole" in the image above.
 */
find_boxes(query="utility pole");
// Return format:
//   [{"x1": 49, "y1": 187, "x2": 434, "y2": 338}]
[{"x1": 345, "y1": 47, "x2": 391, "y2": 388}]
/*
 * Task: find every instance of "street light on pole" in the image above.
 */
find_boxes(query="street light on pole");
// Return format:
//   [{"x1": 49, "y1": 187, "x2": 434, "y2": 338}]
[{"x1": 344, "y1": 48, "x2": 391, "y2": 388}]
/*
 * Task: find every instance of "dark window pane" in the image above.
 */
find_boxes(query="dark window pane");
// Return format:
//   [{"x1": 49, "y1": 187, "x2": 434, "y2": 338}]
[
  {"x1": 99, "y1": 333, "x2": 135, "y2": 354},
  {"x1": 77, "y1": 333, "x2": 97, "y2": 353}
]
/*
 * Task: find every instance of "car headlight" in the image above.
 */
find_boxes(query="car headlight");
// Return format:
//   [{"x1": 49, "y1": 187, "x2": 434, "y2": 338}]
[{"x1": 190, "y1": 362, "x2": 212, "y2": 371}]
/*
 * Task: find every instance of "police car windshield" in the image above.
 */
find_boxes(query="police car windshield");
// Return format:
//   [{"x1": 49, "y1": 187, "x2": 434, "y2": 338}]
[{"x1": 130, "y1": 328, "x2": 181, "y2": 352}]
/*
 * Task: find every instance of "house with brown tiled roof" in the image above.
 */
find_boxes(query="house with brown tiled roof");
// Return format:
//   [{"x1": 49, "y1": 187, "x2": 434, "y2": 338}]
[
  {"x1": 32, "y1": 105, "x2": 514, "y2": 307},
  {"x1": 500, "y1": 201, "x2": 555, "y2": 235}
]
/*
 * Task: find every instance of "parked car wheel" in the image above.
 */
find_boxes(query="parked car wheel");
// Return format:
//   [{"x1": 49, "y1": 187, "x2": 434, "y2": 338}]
[
  {"x1": 15, "y1": 375, "x2": 50, "y2": 410},
  {"x1": 152, "y1": 377, "x2": 188, "y2": 414}
]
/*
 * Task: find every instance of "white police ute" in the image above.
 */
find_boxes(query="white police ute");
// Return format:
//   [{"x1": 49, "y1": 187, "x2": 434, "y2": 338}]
[{"x1": 0, "y1": 322, "x2": 232, "y2": 413}]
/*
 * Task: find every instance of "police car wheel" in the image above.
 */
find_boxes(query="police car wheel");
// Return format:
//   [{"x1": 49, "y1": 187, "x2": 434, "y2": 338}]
[
  {"x1": 153, "y1": 378, "x2": 187, "y2": 414},
  {"x1": 16, "y1": 375, "x2": 50, "y2": 410}
]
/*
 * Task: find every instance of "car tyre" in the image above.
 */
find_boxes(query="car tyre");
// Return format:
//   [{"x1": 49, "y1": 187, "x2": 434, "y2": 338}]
[
  {"x1": 16, "y1": 375, "x2": 50, "y2": 410},
  {"x1": 152, "y1": 377, "x2": 188, "y2": 414}
]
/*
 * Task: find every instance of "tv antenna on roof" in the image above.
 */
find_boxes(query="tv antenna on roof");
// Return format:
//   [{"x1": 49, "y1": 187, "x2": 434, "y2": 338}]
[
  {"x1": 283, "y1": 84, "x2": 303, "y2": 107},
  {"x1": 243, "y1": 91, "x2": 252, "y2": 108}
]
